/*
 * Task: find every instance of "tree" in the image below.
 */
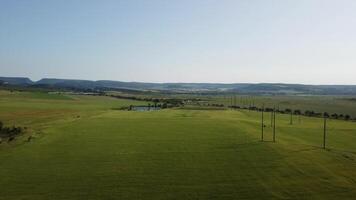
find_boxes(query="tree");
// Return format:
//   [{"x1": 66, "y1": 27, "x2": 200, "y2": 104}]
[
  {"x1": 162, "y1": 103, "x2": 168, "y2": 109},
  {"x1": 153, "y1": 99, "x2": 159, "y2": 108},
  {"x1": 294, "y1": 110, "x2": 301, "y2": 115},
  {"x1": 323, "y1": 112, "x2": 330, "y2": 118},
  {"x1": 305, "y1": 110, "x2": 315, "y2": 117},
  {"x1": 265, "y1": 108, "x2": 274, "y2": 112},
  {"x1": 331, "y1": 113, "x2": 338, "y2": 119},
  {"x1": 0, "y1": 121, "x2": 3, "y2": 131},
  {"x1": 345, "y1": 115, "x2": 351, "y2": 121}
]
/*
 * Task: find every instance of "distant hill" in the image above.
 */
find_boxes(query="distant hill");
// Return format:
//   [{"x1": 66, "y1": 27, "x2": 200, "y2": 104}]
[
  {"x1": 1, "y1": 76, "x2": 356, "y2": 95},
  {"x1": 36, "y1": 78, "x2": 97, "y2": 89},
  {"x1": 0, "y1": 77, "x2": 34, "y2": 85}
]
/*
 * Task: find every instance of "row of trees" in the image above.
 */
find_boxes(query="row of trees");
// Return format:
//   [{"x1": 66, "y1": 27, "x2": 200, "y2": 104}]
[
  {"x1": 127, "y1": 102, "x2": 170, "y2": 111},
  {"x1": 106, "y1": 94, "x2": 185, "y2": 108},
  {"x1": 280, "y1": 108, "x2": 352, "y2": 121},
  {"x1": 228, "y1": 105, "x2": 354, "y2": 122}
]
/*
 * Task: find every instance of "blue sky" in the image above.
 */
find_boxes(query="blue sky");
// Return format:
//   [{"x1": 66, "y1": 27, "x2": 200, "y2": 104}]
[{"x1": 1, "y1": 0, "x2": 356, "y2": 84}]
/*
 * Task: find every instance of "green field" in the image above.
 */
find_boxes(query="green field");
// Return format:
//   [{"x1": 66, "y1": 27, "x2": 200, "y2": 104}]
[{"x1": 1, "y1": 90, "x2": 356, "y2": 199}]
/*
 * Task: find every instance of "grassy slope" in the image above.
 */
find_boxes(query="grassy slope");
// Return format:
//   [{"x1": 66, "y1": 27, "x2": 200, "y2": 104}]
[{"x1": 1, "y1": 91, "x2": 356, "y2": 199}]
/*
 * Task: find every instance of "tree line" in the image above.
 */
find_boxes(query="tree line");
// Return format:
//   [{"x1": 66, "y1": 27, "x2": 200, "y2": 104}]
[
  {"x1": 228, "y1": 105, "x2": 354, "y2": 122},
  {"x1": 106, "y1": 94, "x2": 187, "y2": 108}
]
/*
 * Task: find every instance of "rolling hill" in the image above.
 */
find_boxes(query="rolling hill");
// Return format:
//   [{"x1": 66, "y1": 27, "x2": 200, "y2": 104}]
[{"x1": 1, "y1": 77, "x2": 356, "y2": 95}]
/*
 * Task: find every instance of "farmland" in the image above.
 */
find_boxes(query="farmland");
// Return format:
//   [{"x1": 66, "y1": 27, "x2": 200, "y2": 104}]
[{"x1": 1, "y1": 90, "x2": 356, "y2": 199}]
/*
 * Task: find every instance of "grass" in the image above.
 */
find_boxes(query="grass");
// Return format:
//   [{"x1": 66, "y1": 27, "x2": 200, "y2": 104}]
[{"x1": 1, "y1": 90, "x2": 356, "y2": 199}]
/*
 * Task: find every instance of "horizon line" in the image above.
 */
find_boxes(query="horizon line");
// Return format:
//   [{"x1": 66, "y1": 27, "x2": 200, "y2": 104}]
[{"x1": 1, "y1": 76, "x2": 356, "y2": 86}]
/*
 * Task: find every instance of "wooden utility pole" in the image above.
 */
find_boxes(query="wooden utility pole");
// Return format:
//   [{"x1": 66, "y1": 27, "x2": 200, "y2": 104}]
[
  {"x1": 290, "y1": 111, "x2": 293, "y2": 125},
  {"x1": 271, "y1": 109, "x2": 273, "y2": 127},
  {"x1": 230, "y1": 96, "x2": 233, "y2": 108},
  {"x1": 273, "y1": 108, "x2": 276, "y2": 143},
  {"x1": 261, "y1": 105, "x2": 264, "y2": 141},
  {"x1": 323, "y1": 118, "x2": 326, "y2": 148}
]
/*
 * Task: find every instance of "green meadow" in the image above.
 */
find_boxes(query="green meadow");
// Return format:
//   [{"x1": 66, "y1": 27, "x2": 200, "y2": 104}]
[{"x1": 1, "y1": 90, "x2": 356, "y2": 199}]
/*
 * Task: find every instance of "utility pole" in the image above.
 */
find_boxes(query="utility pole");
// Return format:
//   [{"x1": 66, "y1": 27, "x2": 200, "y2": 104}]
[
  {"x1": 273, "y1": 108, "x2": 276, "y2": 143},
  {"x1": 230, "y1": 96, "x2": 233, "y2": 108},
  {"x1": 290, "y1": 110, "x2": 293, "y2": 125},
  {"x1": 261, "y1": 105, "x2": 264, "y2": 141},
  {"x1": 271, "y1": 108, "x2": 274, "y2": 127},
  {"x1": 324, "y1": 118, "x2": 327, "y2": 149}
]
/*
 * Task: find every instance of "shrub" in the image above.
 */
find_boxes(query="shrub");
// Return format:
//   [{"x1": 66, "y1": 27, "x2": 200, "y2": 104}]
[{"x1": 0, "y1": 123, "x2": 24, "y2": 140}]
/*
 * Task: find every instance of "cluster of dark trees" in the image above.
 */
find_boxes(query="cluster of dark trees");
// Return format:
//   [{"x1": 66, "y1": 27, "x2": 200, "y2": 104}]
[
  {"x1": 325, "y1": 112, "x2": 351, "y2": 120},
  {"x1": 80, "y1": 92, "x2": 186, "y2": 108},
  {"x1": 107, "y1": 94, "x2": 185, "y2": 108},
  {"x1": 287, "y1": 109, "x2": 351, "y2": 120},
  {"x1": 0, "y1": 121, "x2": 24, "y2": 142},
  {"x1": 207, "y1": 104, "x2": 225, "y2": 107},
  {"x1": 126, "y1": 102, "x2": 172, "y2": 111}
]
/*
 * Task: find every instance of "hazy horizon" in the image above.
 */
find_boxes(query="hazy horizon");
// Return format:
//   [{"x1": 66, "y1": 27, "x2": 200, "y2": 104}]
[
  {"x1": 3, "y1": 76, "x2": 356, "y2": 86},
  {"x1": 1, "y1": 0, "x2": 356, "y2": 84}
]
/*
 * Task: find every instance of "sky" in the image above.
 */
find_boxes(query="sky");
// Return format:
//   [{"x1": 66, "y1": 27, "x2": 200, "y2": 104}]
[{"x1": 1, "y1": 0, "x2": 356, "y2": 84}]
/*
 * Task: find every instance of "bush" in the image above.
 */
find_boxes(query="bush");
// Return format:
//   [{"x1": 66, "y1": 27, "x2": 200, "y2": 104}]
[{"x1": 0, "y1": 122, "x2": 24, "y2": 140}]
